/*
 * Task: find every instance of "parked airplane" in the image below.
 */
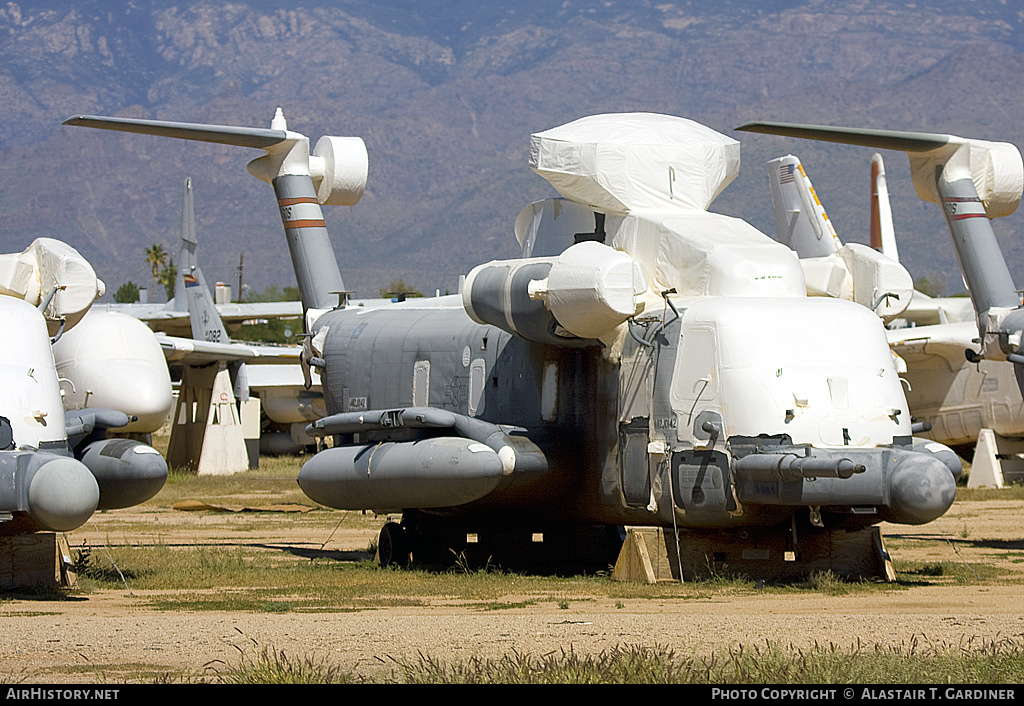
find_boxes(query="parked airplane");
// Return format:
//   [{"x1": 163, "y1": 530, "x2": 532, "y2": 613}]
[
  {"x1": 54, "y1": 177, "x2": 335, "y2": 466},
  {"x1": 763, "y1": 148, "x2": 1024, "y2": 466},
  {"x1": 65, "y1": 110, "x2": 959, "y2": 576},
  {"x1": 101, "y1": 292, "x2": 302, "y2": 339},
  {"x1": 0, "y1": 240, "x2": 167, "y2": 535},
  {"x1": 172, "y1": 176, "x2": 325, "y2": 458},
  {"x1": 764, "y1": 153, "x2": 914, "y2": 324}
]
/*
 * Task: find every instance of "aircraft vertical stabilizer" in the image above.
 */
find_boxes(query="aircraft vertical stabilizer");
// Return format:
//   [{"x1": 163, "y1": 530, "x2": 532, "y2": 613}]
[
  {"x1": 765, "y1": 154, "x2": 841, "y2": 258},
  {"x1": 763, "y1": 153, "x2": 913, "y2": 321},
  {"x1": 870, "y1": 153, "x2": 899, "y2": 262},
  {"x1": 739, "y1": 120, "x2": 1024, "y2": 394},
  {"x1": 178, "y1": 177, "x2": 231, "y2": 346}
]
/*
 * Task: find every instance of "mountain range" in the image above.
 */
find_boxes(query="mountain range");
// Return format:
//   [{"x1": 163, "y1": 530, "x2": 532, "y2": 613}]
[{"x1": 2, "y1": 0, "x2": 1024, "y2": 301}]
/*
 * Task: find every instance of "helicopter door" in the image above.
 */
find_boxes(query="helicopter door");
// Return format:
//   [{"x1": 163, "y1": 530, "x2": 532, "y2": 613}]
[
  {"x1": 618, "y1": 339, "x2": 656, "y2": 507},
  {"x1": 671, "y1": 326, "x2": 720, "y2": 443}
]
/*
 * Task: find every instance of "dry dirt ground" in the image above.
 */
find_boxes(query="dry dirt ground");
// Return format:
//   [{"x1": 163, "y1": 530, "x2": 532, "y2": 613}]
[{"x1": 3, "y1": 493, "x2": 1024, "y2": 683}]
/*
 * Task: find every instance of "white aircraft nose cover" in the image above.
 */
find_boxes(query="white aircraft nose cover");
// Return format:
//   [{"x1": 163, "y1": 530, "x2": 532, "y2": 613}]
[
  {"x1": 529, "y1": 113, "x2": 740, "y2": 213},
  {"x1": 0, "y1": 297, "x2": 67, "y2": 448}
]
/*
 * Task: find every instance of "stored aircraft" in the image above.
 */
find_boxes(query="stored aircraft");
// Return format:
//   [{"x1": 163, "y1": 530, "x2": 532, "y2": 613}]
[
  {"x1": 169, "y1": 176, "x2": 326, "y2": 465},
  {"x1": 54, "y1": 177, "x2": 331, "y2": 469},
  {"x1": 752, "y1": 125, "x2": 1024, "y2": 470},
  {"x1": 52, "y1": 308, "x2": 174, "y2": 437},
  {"x1": 0, "y1": 239, "x2": 167, "y2": 535},
  {"x1": 762, "y1": 153, "x2": 915, "y2": 325},
  {"x1": 100, "y1": 285, "x2": 302, "y2": 340},
  {"x1": 65, "y1": 110, "x2": 961, "y2": 575}
]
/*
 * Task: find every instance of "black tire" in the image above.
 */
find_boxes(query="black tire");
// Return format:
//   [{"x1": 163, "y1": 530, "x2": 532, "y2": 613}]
[{"x1": 377, "y1": 522, "x2": 410, "y2": 568}]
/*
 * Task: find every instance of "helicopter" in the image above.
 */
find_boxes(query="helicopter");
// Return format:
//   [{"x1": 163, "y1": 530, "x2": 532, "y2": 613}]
[{"x1": 63, "y1": 110, "x2": 959, "y2": 576}]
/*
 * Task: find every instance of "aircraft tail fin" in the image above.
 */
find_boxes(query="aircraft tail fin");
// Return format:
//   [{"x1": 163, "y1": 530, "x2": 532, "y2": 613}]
[
  {"x1": 178, "y1": 178, "x2": 231, "y2": 346},
  {"x1": 869, "y1": 153, "x2": 899, "y2": 262},
  {"x1": 738, "y1": 120, "x2": 1024, "y2": 389},
  {"x1": 177, "y1": 177, "x2": 250, "y2": 401},
  {"x1": 765, "y1": 154, "x2": 841, "y2": 258},
  {"x1": 64, "y1": 111, "x2": 367, "y2": 316}
]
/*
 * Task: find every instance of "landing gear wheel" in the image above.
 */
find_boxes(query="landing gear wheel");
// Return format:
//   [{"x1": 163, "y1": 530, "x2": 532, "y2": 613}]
[{"x1": 377, "y1": 522, "x2": 410, "y2": 568}]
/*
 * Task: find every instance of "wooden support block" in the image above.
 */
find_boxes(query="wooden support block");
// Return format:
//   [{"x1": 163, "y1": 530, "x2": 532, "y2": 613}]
[
  {"x1": 873, "y1": 527, "x2": 897, "y2": 582},
  {"x1": 612, "y1": 525, "x2": 895, "y2": 583},
  {"x1": 611, "y1": 528, "x2": 657, "y2": 583},
  {"x1": 0, "y1": 534, "x2": 76, "y2": 590}
]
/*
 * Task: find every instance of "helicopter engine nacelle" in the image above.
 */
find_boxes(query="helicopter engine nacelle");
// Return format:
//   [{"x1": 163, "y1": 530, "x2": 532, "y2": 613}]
[
  {"x1": 0, "y1": 451, "x2": 99, "y2": 534},
  {"x1": 462, "y1": 241, "x2": 647, "y2": 346}
]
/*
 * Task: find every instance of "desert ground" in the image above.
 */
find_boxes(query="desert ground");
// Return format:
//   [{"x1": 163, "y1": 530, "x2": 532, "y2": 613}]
[{"x1": 2, "y1": 476, "x2": 1023, "y2": 684}]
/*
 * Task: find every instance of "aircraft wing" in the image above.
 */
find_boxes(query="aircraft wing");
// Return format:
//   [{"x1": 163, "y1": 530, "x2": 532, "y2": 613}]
[
  {"x1": 96, "y1": 300, "x2": 303, "y2": 336},
  {"x1": 897, "y1": 294, "x2": 975, "y2": 327},
  {"x1": 155, "y1": 333, "x2": 300, "y2": 365},
  {"x1": 886, "y1": 321, "x2": 979, "y2": 368}
]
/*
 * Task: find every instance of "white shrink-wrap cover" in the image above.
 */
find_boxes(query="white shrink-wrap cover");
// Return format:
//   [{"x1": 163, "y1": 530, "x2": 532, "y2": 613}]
[
  {"x1": 611, "y1": 211, "x2": 806, "y2": 299},
  {"x1": 313, "y1": 135, "x2": 368, "y2": 206},
  {"x1": 0, "y1": 297, "x2": 68, "y2": 447},
  {"x1": 836, "y1": 242, "x2": 913, "y2": 321},
  {"x1": 797, "y1": 243, "x2": 913, "y2": 323},
  {"x1": 909, "y1": 138, "x2": 1023, "y2": 218},
  {"x1": 0, "y1": 238, "x2": 103, "y2": 334},
  {"x1": 511, "y1": 113, "x2": 810, "y2": 322},
  {"x1": 529, "y1": 113, "x2": 740, "y2": 213},
  {"x1": 532, "y1": 241, "x2": 647, "y2": 340}
]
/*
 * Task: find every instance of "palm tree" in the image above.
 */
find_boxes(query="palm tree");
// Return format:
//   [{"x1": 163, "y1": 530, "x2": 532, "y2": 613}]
[
  {"x1": 158, "y1": 258, "x2": 177, "y2": 301},
  {"x1": 145, "y1": 243, "x2": 168, "y2": 301}
]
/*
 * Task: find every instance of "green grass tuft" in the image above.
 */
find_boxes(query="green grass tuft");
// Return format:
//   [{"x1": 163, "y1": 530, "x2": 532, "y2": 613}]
[{"x1": 203, "y1": 637, "x2": 1024, "y2": 684}]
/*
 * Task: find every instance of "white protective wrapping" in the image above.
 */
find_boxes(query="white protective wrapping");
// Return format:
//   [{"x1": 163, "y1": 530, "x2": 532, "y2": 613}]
[
  {"x1": 510, "y1": 113, "x2": 811, "y2": 324},
  {"x1": 52, "y1": 310, "x2": 173, "y2": 433},
  {"x1": 799, "y1": 256, "x2": 851, "y2": 300},
  {"x1": 670, "y1": 297, "x2": 909, "y2": 447},
  {"x1": 837, "y1": 243, "x2": 913, "y2": 321},
  {"x1": 313, "y1": 135, "x2": 369, "y2": 206},
  {"x1": 909, "y1": 138, "x2": 1023, "y2": 218},
  {"x1": 798, "y1": 243, "x2": 913, "y2": 323},
  {"x1": 530, "y1": 241, "x2": 647, "y2": 339},
  {"x1": 529, "y1": 113, "x2": 740, "y2": 213},
  {"x1": 0, "y1": 297, "x2": 68, "y2": 448},
  {"x1": 0, "y1": 238, "x2": 103, "y2": 334},
  {"x1": 611, "y1": 211, "x2": 806, "y2": 299}
]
